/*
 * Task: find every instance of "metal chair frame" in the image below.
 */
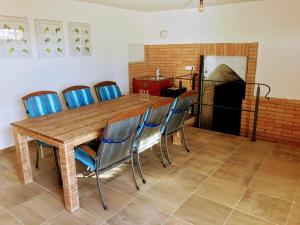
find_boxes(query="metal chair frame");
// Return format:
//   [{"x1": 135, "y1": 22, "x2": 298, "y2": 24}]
[
  {"x1": 93, "y1": 107, "x2": 146, "y2": 210},
  {"x1": 161, "y1": 91, "x2": 197, "y2": 165},
  {"x1": 134, "y1": 99, "x2": 173, "y2": 178}
]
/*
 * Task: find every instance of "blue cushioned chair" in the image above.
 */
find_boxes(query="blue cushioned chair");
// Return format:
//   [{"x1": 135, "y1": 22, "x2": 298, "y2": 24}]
[
  {"x1": 161, "y1": 91, "x2": 197, "y2": 165},
  {"x1": 62, "y1": 85, "x2": 95, "y2": 109},
  {"x1": 74, "y1": 107, "x2": 146, "y2": 210},
  {"x1": 22, "y1": 91, "x2": 63, "y2": 184},
  {"x1": 133, "y1": 99, "x2": 173, "y2": 179},
  {"x1": 94, "y1": 81, "x2": 122, "y2": 102}
]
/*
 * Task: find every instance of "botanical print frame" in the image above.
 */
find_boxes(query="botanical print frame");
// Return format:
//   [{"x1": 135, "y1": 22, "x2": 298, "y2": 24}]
[
  {"x1": 35, "y1": 19, "x2": 65, "y2": 58},
  {"x1": 68, "y1": 22, "x2": 91, "y2": 56},
  {"x1": 0, "y1": 15, "x2": 32, "y2": 59}
]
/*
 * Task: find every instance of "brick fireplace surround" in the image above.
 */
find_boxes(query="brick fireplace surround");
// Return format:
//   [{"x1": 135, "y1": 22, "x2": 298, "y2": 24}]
[{"x1": 128, "y1": 43, "x2": 300, "y2": 147}]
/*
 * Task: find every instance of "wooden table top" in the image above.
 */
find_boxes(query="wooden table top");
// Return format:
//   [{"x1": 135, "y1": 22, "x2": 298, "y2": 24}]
[{"x1": 11, "y1": 94, "x2": 166, "y2": 145}]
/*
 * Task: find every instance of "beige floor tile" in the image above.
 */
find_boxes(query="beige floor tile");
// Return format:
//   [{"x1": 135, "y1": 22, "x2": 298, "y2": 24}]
[
  {"x1": 23, "y1": 191, "x2": 64, "y2": 220},
  {"x1": 163, "y1": 167, "x2": 207, "y2": 192},
  {"x1": 0, "y1": 183, "x2": 44, "y2": 210},
  {"x1": 141, "y1": 159, "x2": 176, "y2": 179},
  {"x1": 0, "y1": 164, "x2": 19, "y2": 189},
  {"x1": 0, "y1": 213, "x2": 21, "y2": 225},
  {"x1": 238, "y1": 140, "x2": 275, "y2": 153},
  {"x1": 30, "y1": 157, "x2": 56, "y2": 177},
  {"x1": 44, "y1": 210, "x2": 102, "y2": 225},
  {"x1": 73, "y1": 208, "x2": 103, "y2": 225},
  {"x1": 237, "y1": 189, "x2": 291, "y2": 225},
  {"x1": 287, "y1": 203, "x2": 300, "y2": 225},
  {"x1": 209, "y1": 135, "x2": 243, "y2": 148},
  {"x1": 107, "y1": 171, "x2": 157, "y2": 196},
  {"x1": 196, "y1": 177, "x2": 246, "y2": 207},
  {"x1": 137, "y1": 181, "x2": 189, "y2": 214},
  {"x1": 167, "y1": 146, "x2": 193, "y2": 166},
  {"x1": 250, "y1": 173, "x2": 298, "y2": 201},
  {"x1": 225, "y1": 210, "x2": 274, "y2": 225},
  {"x1": 10, "y1": 204, "x2": 45, "y2": 225},
  {"x1": 163, "y1": 216, "x2": 192, "y2": 225},
  {"x1": 80, "y1": 186, "x2": 133, "y2": 221},
  {"x1": 175, "y1": 194, "x2": 232, "y2": 225},
  {"x1": 260, "y1": 159, "x2": 300, "y2": 182},
  {"x1": 0, "y1": 159, "x2": 17, "y2": 173},
  {"x1": 106, "y1": 199, "x2": 169, "y2": 225},
  {"x1": 196, "y1": 143, "x2": 235, "y2": 161},
  {"x1": 180, "y1": 155, "x2": 221, "y2": 176},
  {"x1": 271, "y1": 145, "x2": 300, "y2": 164},
  {"x1": 294, "y1": 184, "x2": 300, "y2": 203},
  {"x1": 212, "y1": 163, "x2": 257, "y2": 187},
  {"x1": 33, "y1": 168, "x2": 60, "y2": 189},
  {"x1": 0, "y1": 205, "x2": 5, "y2": 216},
  {"x1": 225, "y1": 151, "x2": 265, "y2": 170}
]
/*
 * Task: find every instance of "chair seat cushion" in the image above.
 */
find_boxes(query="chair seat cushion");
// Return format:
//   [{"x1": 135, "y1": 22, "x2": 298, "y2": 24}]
[
  {"x1": 136, "y1": 132, "x2": 161, "y2": 153},
  {"x1": 75, "y1": 147, "x2": 96, "y2": 171},
  {"x1": 75, "y1": 142, "x2": 99, "y2": 171}
]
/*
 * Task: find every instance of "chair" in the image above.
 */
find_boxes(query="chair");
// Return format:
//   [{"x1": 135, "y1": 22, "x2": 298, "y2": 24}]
[
  {"x1": 22, "y1": 91, "x2": 63, "y2": 184},
  {"x1": 74, "y1": 107, "x2": 146, "y2": 210},
  {"x1": 133, "y1": 98, "x2": 173, "y2": 179},
  {"x1": 161, "y1": 91, "x2": 197, "y2": 164},
  {"x1": 94, "y1": 81, "x2": 122, "y2": 102},
  {"x1": 62, "y1": 85, "x2": 95, "y2": 109}
]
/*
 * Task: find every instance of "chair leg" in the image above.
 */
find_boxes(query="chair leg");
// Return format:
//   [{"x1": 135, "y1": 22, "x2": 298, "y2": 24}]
[
  {"x1": 135, "y1": 152, "x2": 146, "y2": 184},
  {"x1": 181, "y1": 127, "x2": 190, "y2": 153},
  {"x1": 164, "y1": 134, "x2": 172, "y2": 165},
  {"x1": 96, "y1": 170, "x2": 108, "y2": 210},
  {"x1": 52, "y1": 147, "x2": 62, "y2": 186},
  {"x1": 159, "y1": 140, "x2": 167, "y2": 168},
  {"x1": 35, "y1": 142, "x2": 40, "y2": 169},
  {"x1": 130, "y1": 157, "x2": 140, "y2": 191}
]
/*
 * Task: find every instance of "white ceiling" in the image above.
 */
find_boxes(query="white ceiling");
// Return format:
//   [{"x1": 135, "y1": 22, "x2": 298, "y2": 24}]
[{"x1": 77, "y1": 0, "x2": 261, "y2": 12}]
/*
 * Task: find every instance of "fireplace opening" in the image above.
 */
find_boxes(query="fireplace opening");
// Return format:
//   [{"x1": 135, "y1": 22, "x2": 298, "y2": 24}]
[{"x1": 198, "y1": 56, "x2": 247, "y2": 136}]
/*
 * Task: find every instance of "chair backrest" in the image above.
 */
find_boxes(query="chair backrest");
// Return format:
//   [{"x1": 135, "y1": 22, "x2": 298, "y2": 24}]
[
  {"x1": 162, "y1": 91, "x2": 197, "y2": 135},
  {"x1": 94, "y1": 81, "x2": 122, "y2": 102},
  {"x1": 22, "y1": 91, "x2": 62, "y2": 118},
  {"x1": 62, "y1": 85, "x2": 95, "y2": 109},
  {"x1": 96, "y1": 107, "x2": 146, "y2": 172},
  {"x1": 135, "y1": 98, "x2": 173, "y2": 151}
]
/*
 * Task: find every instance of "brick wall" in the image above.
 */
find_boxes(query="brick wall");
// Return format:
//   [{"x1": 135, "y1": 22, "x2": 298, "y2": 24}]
[
  {"x1": 127, "y1": 43, "x2": 300, "y2": 146},
  {"x1": 242, "y1": 97, "x2": 300, "y2": 146},
  {"x1": 128, "y1": 62, "x2": 146, "y2": 93}
]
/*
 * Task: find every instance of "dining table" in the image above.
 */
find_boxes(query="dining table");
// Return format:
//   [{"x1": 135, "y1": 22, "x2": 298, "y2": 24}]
[{"x1": 11, "y1": 94, "x2": 168, "y2": 212}]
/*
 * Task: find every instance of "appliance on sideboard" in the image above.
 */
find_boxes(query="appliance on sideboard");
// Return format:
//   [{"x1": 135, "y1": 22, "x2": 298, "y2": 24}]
[{"x1": 133, "y1": 76, "x2": 172, "y2": 96}]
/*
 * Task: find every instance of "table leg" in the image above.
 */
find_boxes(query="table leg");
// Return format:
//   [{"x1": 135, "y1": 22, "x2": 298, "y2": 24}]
[
  {"x1": 58, "y1": 143, "x2": 79, "y2": 212},
  {"x1": 13, "y1": 127, "x2": 33, "y2": 185}
]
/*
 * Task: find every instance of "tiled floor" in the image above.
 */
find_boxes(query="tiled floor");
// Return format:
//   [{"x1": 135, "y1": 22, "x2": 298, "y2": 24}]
[{"x1": 0, "y1": 126, "x2": 299, "y2": 225}]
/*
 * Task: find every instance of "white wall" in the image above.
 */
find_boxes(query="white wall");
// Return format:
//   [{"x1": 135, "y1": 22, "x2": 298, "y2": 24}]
[
  {"x1": 0, "y1": 0, "x2": 145, "y2": 149},
  {"x1": 145, "y1": 0, "x2": 300, "y2": 100}
]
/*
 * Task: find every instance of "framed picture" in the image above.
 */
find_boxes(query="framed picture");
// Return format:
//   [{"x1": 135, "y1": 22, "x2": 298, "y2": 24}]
[
  {"x1": 35, "y1": 19, "x2": 65, "y2": 58},
  {"x1": 0, "y1": 15, "x2": 32, "y2": 59},
  {"x1": 68, "y1": 22, "x2": 91, "y2": 56}
]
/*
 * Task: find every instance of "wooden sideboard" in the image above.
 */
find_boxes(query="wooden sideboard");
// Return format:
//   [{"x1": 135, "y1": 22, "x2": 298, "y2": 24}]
[{"x1": 133, "y1": 76, "x2": 172, "y2": 96}]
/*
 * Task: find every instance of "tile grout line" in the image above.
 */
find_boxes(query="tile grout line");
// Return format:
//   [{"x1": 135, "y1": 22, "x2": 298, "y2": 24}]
[
  {"x1": 161, "y1": 137, "x2": 246, "y2": 225},
  {"x1": 104, "y1": 145, "x2": 196, "y2": 224},
  {"x1": 223, "y1": 142, "x2": 279, "y2": 225},
  {"x1": 284, "y1": 179, "x2": 300, "y2": 225}
]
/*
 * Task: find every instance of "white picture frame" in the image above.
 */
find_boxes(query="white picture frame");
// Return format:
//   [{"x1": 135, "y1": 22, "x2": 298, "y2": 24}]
[
  {"x1": 35, "y1": 19, "x2": 65, "y2": 58},
  {"x1": 0, "y1": 15, "x2": 32, "y2": 59},
  {"x1": 68, "y1": 22, "x2": 91, "y2": 57}
]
